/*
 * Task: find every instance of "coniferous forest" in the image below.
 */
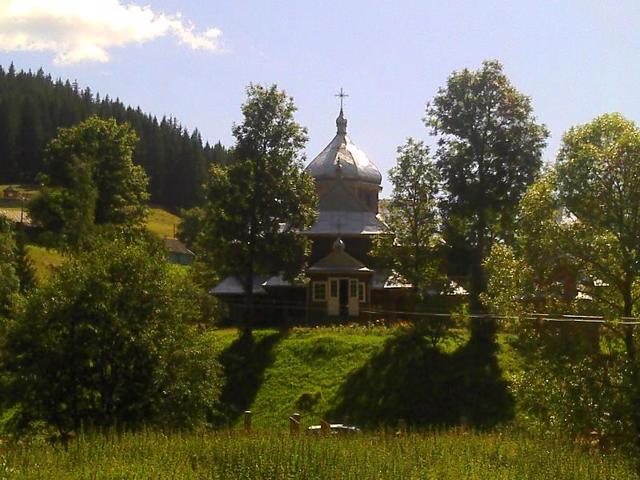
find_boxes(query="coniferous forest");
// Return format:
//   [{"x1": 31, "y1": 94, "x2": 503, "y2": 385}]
[{"x1": 0, "y1": 63, "x2": 229, "y2": 208}]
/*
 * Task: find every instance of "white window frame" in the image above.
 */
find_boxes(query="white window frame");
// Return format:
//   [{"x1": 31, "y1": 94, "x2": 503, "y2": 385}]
[
  {"x1": 312, "y1": 281, "x2": 327, "y2": 302},
  {"x1": 358, "y1": 282, "x2": 366, "y2": 303}
]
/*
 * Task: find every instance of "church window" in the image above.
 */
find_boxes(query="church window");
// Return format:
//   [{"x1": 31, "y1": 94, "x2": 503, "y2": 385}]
[
  {"x1": 313, "y1": 281, "x2": 327, "y2": 301},
  {"x1": 349, "y1": 279, "x2": 358, "y2": 298}
]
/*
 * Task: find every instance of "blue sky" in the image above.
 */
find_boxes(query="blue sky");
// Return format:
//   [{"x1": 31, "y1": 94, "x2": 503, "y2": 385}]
[{"x1": 2, "y1": 0, "x2": 640, "y2": 194}]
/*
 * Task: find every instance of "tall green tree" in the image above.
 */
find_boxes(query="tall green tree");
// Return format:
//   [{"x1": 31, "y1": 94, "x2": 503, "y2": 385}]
[
  {"x1": 425, "y1": 60, "x2": 549, "y2": 311},
  {"x1": 484, "y1": 113, "x2": 640, "y2": 446},
  {"x1": 29, "y1": 116, "x2": 149, "y2": 247},
  {"x1": 374, "y1": 138, "x2": 443, "y2": 298},
  {"x1": 199, "y1": 84, "x2": 317, "y2": 322}
]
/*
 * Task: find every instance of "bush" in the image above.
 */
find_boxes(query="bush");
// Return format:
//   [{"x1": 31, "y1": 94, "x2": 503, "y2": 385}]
[{"x1": 0, "y1": 237, "x2": 221, "y2": 437}]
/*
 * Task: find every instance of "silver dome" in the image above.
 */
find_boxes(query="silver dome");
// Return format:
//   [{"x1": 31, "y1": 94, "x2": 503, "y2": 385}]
[{"x1": 305, "y1": 109, "x2": 382, "y2": 185}]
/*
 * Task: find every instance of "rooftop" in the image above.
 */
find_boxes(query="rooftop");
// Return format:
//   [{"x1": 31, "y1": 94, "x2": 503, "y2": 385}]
[{"x1": 305, "y1": 109, "x2": 382, "y2": 185}]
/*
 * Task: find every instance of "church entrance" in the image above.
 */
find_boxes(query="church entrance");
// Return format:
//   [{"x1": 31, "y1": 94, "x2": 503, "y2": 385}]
[
  {"x1": 339, "y1": 279, "x2": 349, "y2": 316},
  {"x1": 326, "y1": 277, "x2": 360, "y2": 317}
]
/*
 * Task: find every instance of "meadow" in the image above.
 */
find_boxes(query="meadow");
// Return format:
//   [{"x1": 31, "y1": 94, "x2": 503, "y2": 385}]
[{"x1": 3, "y1": 429, "x2": 636, "y2": 480}]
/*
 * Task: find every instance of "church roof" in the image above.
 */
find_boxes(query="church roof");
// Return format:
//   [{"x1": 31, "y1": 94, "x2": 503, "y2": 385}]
[
  {"x1": 308, "y1": 238, "x2": 373, "y2": 274},
  {"x1": 303, "y1": 209, "x2": 385, "y2": 236},
  {"x1": 305, "y1": 109, "x2": 382, "y2": 185}
]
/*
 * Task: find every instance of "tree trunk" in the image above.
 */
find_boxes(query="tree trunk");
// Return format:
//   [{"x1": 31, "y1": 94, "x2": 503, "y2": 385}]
[{"x1": 622, "y1": 280, "x2": 640, "y2": 446}]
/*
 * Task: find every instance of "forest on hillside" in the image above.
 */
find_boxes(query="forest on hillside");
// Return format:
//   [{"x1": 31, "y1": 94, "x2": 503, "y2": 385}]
[{"x1": 0, "y1": 63, "x2": 229, "y2": 208}]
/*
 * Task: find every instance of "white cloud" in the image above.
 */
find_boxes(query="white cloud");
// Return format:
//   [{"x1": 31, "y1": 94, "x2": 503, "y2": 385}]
[{"x1": 0, "y1": 0, "x2": 223, "y2": 64}]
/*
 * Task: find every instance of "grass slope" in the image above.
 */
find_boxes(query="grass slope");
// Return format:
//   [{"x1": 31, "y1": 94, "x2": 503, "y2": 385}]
[
  {"x1": 211, "y1": 327, "x2": 516, "y2": 430},
  {"x1": 4, "y1": 429, "x2": 636, "y2": 479},
  {"x1": 146, "y1": 208, "x2": 180, "y2": 238}
]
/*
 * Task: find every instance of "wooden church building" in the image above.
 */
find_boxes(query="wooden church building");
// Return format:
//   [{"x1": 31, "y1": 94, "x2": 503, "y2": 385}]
[{"x1": 212, "y1": 105, "x2": 410, "y2": 320}]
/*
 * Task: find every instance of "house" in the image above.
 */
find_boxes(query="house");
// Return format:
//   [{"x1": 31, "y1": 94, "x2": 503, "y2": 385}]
[
  {"x1": 163, "y1": 237, "x2": 195, "y2": 265},
  {"x1": 3, "y1": 186, "x2": 19, "y2": 199}
]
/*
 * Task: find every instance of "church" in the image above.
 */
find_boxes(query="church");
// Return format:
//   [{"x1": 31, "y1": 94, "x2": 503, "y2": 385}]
[{"x1": 212, "y1": 103, "x2": 410, "y2": 321}]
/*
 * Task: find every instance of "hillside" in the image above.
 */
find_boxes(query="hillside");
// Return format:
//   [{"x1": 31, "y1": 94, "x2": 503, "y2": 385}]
[
  {"x1": 0, "y1": 183, "x2": 182, "y2": 281},
  {"x1": 209, "y1": 327, "x2": 517, "y2": 430},
  {"x1": 0, "y1": 64, "x2": 229, "y2": 208}
]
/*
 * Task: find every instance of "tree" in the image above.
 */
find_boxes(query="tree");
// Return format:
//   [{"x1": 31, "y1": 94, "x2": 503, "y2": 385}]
[
  {"x1": 484, "y1": 113, "x2": 640, "y2": 447},
  {"x1": 425, "y1": 60, "x2": 549, "y2": 311},
  {"x1": 29, "y1": 116, "x2": 149, "y2": 247},
  {"x1": 199, "y1": 84, "x2": 317, "y2": 322},
  {"x1": 373, "y1": 139, "x2": 449, "y2": 345},
  {"x1": 374, "y1": 138, "x2": 444, "y2": 296},
  {"x1": 1, "y1": 237, "x2": 221, "y2": 436}
]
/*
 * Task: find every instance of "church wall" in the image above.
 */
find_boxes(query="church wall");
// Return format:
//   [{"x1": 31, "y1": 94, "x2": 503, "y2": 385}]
[{"x1": 313, "y1": 179, "x2": 380, "y2": 214}]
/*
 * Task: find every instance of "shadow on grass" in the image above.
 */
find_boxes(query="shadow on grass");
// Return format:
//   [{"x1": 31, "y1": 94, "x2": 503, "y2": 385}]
[
  {"x1": 326, "y1": 324, "x2": 514, "y2": 429},
  {"x1": 216, "y1": 329, "x2": 287, "y2": 424}
]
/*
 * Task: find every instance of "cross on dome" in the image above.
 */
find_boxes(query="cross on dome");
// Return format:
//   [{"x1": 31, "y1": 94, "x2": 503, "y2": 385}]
[{"x1": 335, "y1": 87, "x2": 349, "y2": 112}]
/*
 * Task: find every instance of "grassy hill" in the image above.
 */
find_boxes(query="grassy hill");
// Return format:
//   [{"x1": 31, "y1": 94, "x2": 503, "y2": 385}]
[{"x1": 208, "y1": 326, "x2": 518, "y2": 430}]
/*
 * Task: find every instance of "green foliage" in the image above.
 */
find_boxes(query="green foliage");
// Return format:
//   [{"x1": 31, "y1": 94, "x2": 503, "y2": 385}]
[
  {"x1": 199, "y1": 84, "x2": 317, "y2": 297},
  {"x1": 512, "y1": 352, "x2": 637, "y2": 452},
  {"x1": 13, "y1": 231, "x2": 36, "y2": 292},
  {"x1": 1, "y1": 237, "x2": 221, "y2": 436},
  {"x1": 374, "y1": 138, "x2": 449, "y2": 344},
  {"x1": 29, "y1": 116, "x2": 149, "y2": 247},
  {"x1": 374, "y1": 139, "x2": 443, "y2": 294},
  {"x1": 425, "y1": 60, "x2": 549, "y2": 308},
  {"x1": 177, "y1": 206, "x2": 205, "y2": 248},
  {"x1": 3, "y1": 429, "x2": 637, "y2": 479},
  {"x1": 555, "y1": 113, "x2": 640, "y2": 318},
  {"x1": 484, "y1": 113, "x2": 640, "y2": 450},
  {"x1": 0, "y1": 218, "x2": 19, "y2": 317},
  {"x1": 0, "y1": 64, "x2": 228, "y2": 208}
]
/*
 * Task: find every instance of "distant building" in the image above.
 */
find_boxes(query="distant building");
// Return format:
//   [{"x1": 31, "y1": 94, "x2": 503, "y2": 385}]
[
  {"x1": 212, "y1": 105, "x2": 412, "y2": 321},
  {"x1": 3, "y1": 186, "x2": 19, "y2": 199},
  {"x1": 163, "y1": 237, "x2": 195, "y2": 265}
]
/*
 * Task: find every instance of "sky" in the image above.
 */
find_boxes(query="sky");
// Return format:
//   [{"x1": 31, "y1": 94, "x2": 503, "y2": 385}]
[{"x1": 2, "y1": 0, "x2": 640, "y2": 195}]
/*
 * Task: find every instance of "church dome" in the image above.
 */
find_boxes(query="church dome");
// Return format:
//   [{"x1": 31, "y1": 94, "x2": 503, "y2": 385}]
[{"x1": 305, "y1": 109, "x2": 382, "y2": 185}]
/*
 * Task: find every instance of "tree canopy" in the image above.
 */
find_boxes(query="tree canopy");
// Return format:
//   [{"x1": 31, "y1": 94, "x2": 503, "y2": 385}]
[
  {"x1": 374, "y1": 138, "x2": 444, "y2": 299},
  {"x1": 425, "y1": 60, "x2": 549, "y2": 310},
  {"x1": 484, "y1": 113, "x2": 640, "y2": 445},
  {"x1": 29, "y1": 116, "x2": 149, "y2": 246},
  {"x1": 0, "y1": 218, "x2": 19, "y2": 317},
  {"x1": 198, "y1": 84, "x2": 317, "y2": 318},
  {"x1": 1, "y1": 237, "x2": 221, "y2": 436}
]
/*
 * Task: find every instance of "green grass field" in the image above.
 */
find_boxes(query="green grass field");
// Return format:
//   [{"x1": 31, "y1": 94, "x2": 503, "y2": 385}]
[
  {"x1": 3, "y1": 429, "x2": 635, "y2": 479},
  {"x1": 146, "y1": 207, "x2": 180, "y2": 238}
]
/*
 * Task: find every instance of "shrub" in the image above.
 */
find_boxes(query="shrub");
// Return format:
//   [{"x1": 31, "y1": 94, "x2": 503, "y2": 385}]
[{"x1": 0, "y1": 237, "x2": 221, "y2": 437}]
